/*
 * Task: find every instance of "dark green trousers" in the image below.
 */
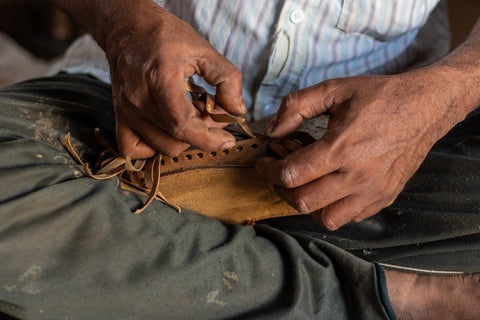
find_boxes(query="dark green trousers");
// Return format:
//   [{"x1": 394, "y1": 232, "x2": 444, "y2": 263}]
[{"x1": 0, "y1": 74, "x2": 479, "y2": 319}]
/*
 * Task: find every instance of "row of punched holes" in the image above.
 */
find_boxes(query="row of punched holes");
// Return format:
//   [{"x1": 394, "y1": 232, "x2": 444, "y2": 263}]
[{"x1": 161, "y1": 143, "x2": 259, "y2": 165}]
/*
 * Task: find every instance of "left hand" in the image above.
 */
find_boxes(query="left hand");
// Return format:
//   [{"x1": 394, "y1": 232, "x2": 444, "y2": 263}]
[
  {"x1": 103, "y1": 3, "x2": 246, "y2": 159},
  {"x1": 256, "y1": 67, "x2": 466, "y2": 230}
]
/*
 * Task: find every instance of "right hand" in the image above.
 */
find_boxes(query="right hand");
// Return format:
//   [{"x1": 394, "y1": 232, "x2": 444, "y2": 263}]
[
  {"x1": 104, "y1": 2, "x2": 246, "y2": 158},
  {"x1": 256, "y1": 68, "x2": 469, "y2": 230}
]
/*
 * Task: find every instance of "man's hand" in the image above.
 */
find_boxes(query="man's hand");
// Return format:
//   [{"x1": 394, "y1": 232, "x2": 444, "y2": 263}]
[
  {"x1": 107, "y1": 2, "x2": 247, "y2": 158},
  {"x1": 53, "y1": 0, "x2": 246, "y2": 158},
  {"x1": 256, "y1": 67, "x2": 475, "y2": 230}
]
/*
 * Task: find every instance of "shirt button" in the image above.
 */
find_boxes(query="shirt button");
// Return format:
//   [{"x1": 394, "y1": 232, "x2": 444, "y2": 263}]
[{"x1": 289, "y1": 8, "x2": 304, "y2": 24}]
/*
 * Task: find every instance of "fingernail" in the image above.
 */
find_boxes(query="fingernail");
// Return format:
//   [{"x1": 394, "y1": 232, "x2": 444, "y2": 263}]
[
  {"x1": 324, "y1": 218, "x2": 339, "y2": 231},
  {"x1": 238, "y1": 101, "x2": 247, "y2": 114},
  {"x1": 221, "y1": 140, "x2": 236, "y2": 149},
  {"x1": 265, "y1": 117, "x2": 277, "y2": 135}
]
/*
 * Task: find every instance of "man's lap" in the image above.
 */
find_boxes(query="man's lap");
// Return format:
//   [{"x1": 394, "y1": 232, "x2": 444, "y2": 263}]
[
  {"x1": 1, "y1": 73, "x2": 479, "y2": 319},
  {"x1": 262, "y1": 107, "x2": 480, "y2": 273},
  {"x1": 0, "y1": 74, "x2": 390, "y2": 319}
]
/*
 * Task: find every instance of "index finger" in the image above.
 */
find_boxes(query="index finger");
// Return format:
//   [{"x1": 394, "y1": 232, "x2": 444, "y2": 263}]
[
  {"x1": 148, "y1": 73, "x2": 237, "y2": 151},
  {"x1": 256, "y1": 137, "x2": 339, "y2": 188},
  {"x1": 198, "y1": 52, "x2": 246, "y2": 116},
  {"x1": 266, "y1": 79, "x2": 350, "y2": 138}
]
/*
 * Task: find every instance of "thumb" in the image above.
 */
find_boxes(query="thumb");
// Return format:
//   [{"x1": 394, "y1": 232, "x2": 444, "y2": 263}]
[
  {"x1": 198, "y1": 53, "x2": 246, "y2": 116},
  {"x1": 265, "y1": 79, "x2": 351, "y2": 138},
  {"x1": 117, "y1": 123, "x2": 156, "y2": 159}
]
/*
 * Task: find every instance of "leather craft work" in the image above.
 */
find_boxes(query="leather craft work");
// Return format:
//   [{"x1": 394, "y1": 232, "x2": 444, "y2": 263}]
[{"x1": 64, "y1": 80, "x2": 316, "y2": 225}]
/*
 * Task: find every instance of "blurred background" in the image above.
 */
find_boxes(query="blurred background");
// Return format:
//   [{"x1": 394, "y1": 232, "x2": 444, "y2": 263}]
[
  {"x1": 0, "y1": 0, "x2": 479, "y2": 88},
  {"x1": 0, "y1": 0, "x2": 82, "y2": 87}
]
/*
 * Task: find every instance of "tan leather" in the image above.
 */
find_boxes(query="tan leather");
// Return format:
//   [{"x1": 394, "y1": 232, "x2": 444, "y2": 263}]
[
  {"x1": 185, "y1": 79, "x2": 255, "y2": 138},
  {"x1": 158, "y1": 130, "x2": 315, "y2": 224},
  {"x1": 64, "y1": 128, "x2": 315, "y2": 224},
  {"x1": 161, "y1": 168, "x2": 300, "y2": 224},
  {"x1": 63, "y1": 80, "x2": 317, "y2": 224}
]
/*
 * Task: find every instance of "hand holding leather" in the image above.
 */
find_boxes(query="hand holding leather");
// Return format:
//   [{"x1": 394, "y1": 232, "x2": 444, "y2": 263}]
[
  {"x1": 102, "y1": 2, "x2": 246, "y2": 158},
  {"x1": 256, "y1": 68, "x2": 469, "y2": 230}
]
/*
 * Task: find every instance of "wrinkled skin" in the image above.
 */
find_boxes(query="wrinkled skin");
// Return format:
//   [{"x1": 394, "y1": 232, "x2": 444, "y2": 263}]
[
  {"x1": 53, "y1": 0, "x2": 480, "y2": 231},
  {"x1": 103, "y1": 2, "x2": 246, "y2": 158},
  {"x1": 38, "y1": 1, "x2": 480, "y2": 318},
  {"x1": 256, "y1": 67, "x2": 472, "y2": 230},
  {"x1": 100, "y1": 2, "x2": 477, "y2": 231},
  {"x1": 386, "y1": 270, "x2": 480, "y2": 320}
]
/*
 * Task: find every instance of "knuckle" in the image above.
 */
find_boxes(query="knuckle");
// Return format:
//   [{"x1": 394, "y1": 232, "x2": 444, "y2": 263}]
[
  {"x1": 319, "y1": 79, "x2": 339, "y2": 92},
  {"x1": 357, "y1": 205, "x2": 378, "y2": 221},
  {"x1": 380, "y1": 181, "x2": 394, "y2": 197},
  {"x1": 229, "y1": 67, "x2": 243, "y2": 84},
  {"x1": 120, "y1": 144, "x2": 136, "y2": 157},
  {"x1": 125, "y1": 93, "x2": 144, "y2": 110},
  {"x1": 317, "y1": 78, "x2": 350, "y2": 108},
  {"x1": 278, "y1": 161, "x2": 299, "y2": 188},
  {"x1": 143, "y1": 59, "x2": 160, "y2": 83},
  {"x1": 143, "y1": 59, "x2": 174, "y2": 94},
  {"x1": 292, "y1": 189, "x2": 311, "y2": 214},
  {"x1": 380, "y1": 180, "x2": 400, "y2": 203},
  {"x1": 323, "y1": 149, "x2": 339, "y2": 172},
  {"x1": 321, "y1": 214, "x2": 340, "y2": 231},
  {"x1": 283, "y1": 92, "x2": 301, "y2": 111},
  {"x1": 198, "y1": 137, "x2": 222, "y2": 151},
  {"x1": 164, "y1": 145, "x2": 185, "y2": 157},
  {"x1": 168, "y1": 118, "x2": 189, "y2": 139},
  {"x1": 358, "y1": 170, "x2": 372, "y2": 184},
  {"x1": 351, "y1": 168, "x2": 373, "y2": 186},
  {"x1": 315, "y1": 79, "x2": 338, "y2": 96}
]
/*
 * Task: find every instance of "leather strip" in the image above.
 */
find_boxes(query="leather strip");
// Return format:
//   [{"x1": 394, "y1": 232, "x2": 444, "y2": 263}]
[
  {"x1": 63, "y1": 82, "x2": 317, "y2": 223},
  {"x1": 184, "y1": 79, "x2": 255, "y2": 138}
]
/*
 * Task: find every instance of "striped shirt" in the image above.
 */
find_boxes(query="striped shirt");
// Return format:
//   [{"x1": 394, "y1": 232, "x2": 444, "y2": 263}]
[{"x1": 51, "y1": 0, "x2": 450, "y2": 120}]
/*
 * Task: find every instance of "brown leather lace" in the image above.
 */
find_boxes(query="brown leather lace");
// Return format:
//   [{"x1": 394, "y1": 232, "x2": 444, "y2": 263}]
[
  {"x1": 64, "y1": 127, "x2": 316, "y2": 216},
  {"x1": 184, "y1": 78, "x2": 255, "y2": 138},
  {"x1": 64, "y1": 129, "x2": 180, "y2": 213},
  {"x1": 64, "y1": 80, "x2": 259, "y2": 214}
]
